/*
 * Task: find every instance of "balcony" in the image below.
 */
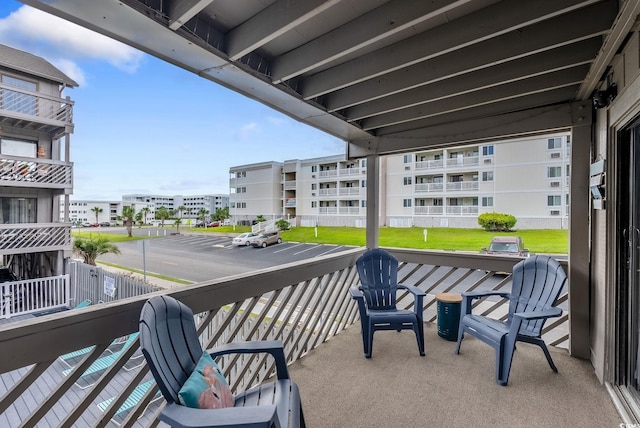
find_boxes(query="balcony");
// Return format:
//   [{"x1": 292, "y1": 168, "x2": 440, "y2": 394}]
[
  {"x1": 0, "y1": 84, "x2": 73, "y2": 136},
  {"x1": 337, "y1": 167, "x2": 364, "y2": 176},
  {"x1": 318, "y1": 188, "x2": 338, "y2": 197},
  {"x1": 414, "y1": 206, "x2": 444, "y2": 215},
  {"x1": 0, "y1": 223, "x2": 71, "y2": 254},
  {"x1": 338, "y1": 207, "x2": 360, "y2": 215},
  {"x1": 446, "y1": 206, "x2": 479, "y2": 215},
  {"x1": 0, "y1": 249, "x2": 618, "y2": 427},
  {"x1": 0, "y1": 156, "x2": 73, "y2": 190},
  {"x1": 415, "y1": 182, "x2": 444, "y2": 193},
  {"x1": 338, "y1": 187, "x2": 361, "y2": 196},
  {"x1": 318, "y1": 169, "x2": 338, "y2": 178},
  {"x1": 446, "y1": 181, "x2": 479, "y2": 192},
  {"x1": 446, "y1": 155, "x2": 480, "y2": 168},
  {"x1": 415, "y1": 159, "x2": 444, "y2": 170}
]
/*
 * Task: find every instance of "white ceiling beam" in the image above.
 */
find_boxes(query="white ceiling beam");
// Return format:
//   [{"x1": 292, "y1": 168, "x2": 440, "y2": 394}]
[
  {"x1": 323, "y1": 3, "x2": 616, "y2": 112},
  {"x1": 347, "y1": 101, "x2": 591, "y2": 158},
  {"x1": 361, "y1": 66, "x2": 588, "y2": 130},
  {"x1": 346, "y1": 39, "x2": 600, "y2": 121},
  {"x1": 301, "y1": 0, "x2": 609, "y2": 99},
  {"x1": 376, "y1": 87, "x2": 579, "y2": 136},
  {"x1": 227, "y1": 0, "x2": 340, "y2": 61},
  {"x1": 577, "y1": 0, "x2": 640, "y2": 99},
  {"x1": 168, "y1": 0, "x2": 215, "y2": 31},
  {"x1": 269, "y1": 0, "x2": 473, "y2": 84}
]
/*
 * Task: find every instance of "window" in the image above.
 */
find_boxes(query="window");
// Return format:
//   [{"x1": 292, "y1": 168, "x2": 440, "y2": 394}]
[
  {"x1": 1, "y1": 75, "x2": 37, "y2": 115},
  {"x1": 236, "y1": 186, "x2": 246, "y2": 193},
  {"x1": 311, "y1": 165, "x2": 318, "y2": 172},
  {"x1": 433, "y1": 198, "x2": 443, "y2": 206},
  {"x1": 547, "y1": 167, "x2": 562, "y2": 178},
  {"x1": 403, "y1": 199, "x2": 412, "y2": 207},
  {"x1": 0, "y1": 138, "x2": 37, "y2": 157},
  {"x1": 361, "y1": 200, "x2": 366, "y2": 208},
  {"x1": 360, "y1": 159, "x2": 367, "y2": 168},
  {"x1": 482, "y1": 197, "x2": 493, "y2": 207},
  {"x1": 403, "y1": 176, "x2": 412, "y2": 185},
  {"x1": 311, "y1": 183, "x2": 317, "y2": 190},
  {"x1": 547, "y1": 137, "x2": 562, "y2": 149},
  {"x1": 547, "y1": 195, "x2": 561, "y2": 206},
  {"x1": 482, "y1": 171, "x2": 494, "y2": 181},
  {"x1": 403, "y1": 154, "x2": 412, "y2": 164},
  {"x1": 0, "y1": 197, "x2": 37, "y2": 223},
  {"x1": 482, "y1": 145, "x2": 494, "y2": 156},
  {"x1": 361, "y1": 180, "x2": 366, "y2": 187},
  {"x1": 311, "y1": 201, "x2": 317, "y2": 208}
]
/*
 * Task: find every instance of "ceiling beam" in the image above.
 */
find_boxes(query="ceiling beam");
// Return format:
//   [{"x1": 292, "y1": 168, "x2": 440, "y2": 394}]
[
  {"x1": 377, "y1": 87, "x2": 579, "y2": 136},
  {"x1": 577, "y1": 0, "x2": 640, "y2": 99},
  {"x1": 345, "y1": 39, "x2": 600, "y2": 121},
  {"x1": 301, "y1": 0, "x2": 610, "y2": 99},
  {"x1": 269, "y1": 0, "x2": 472, "y2": 84},
  {"x1": 347, "y1": 101, "x2": 591, "y2": 158},
  {"x1": 226, "y1": 0, "x2": 340, "y2": 61},
  {"x1": 361, "y1": 65, "x2": 588, "y2": 130},
  {"x1": 322, "y1": 3, "x2": 616, "y2": 112},
  {"x1": 168, "y1": 0, "x2": 215, "y2": 31}
]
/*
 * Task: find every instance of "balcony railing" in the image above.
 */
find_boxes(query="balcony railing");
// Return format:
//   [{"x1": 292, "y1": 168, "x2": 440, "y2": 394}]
[
  {"x1": 415, "y1": 159, "x2": 444, "y2": 170},
  {"x1": 318, "y1": 188, "x2": 338, "y2": 196},
  {"x1": 0, "y1": 223, "x2": 71, "y2": 254},
  {"x1": 0, "y1": 155, "x2": 72, "y2": 189},
  {"x1": 446, "y1": 206, "x2": 479, "y2": 215},
  {"x1": 414, "y1": 206, "x2": 444, "y2": 215},
  {"x1": 0, "y1": 84, "x2": 73, "y2": 135},
  {"x1": 338, "y1": 207, "x2": 360, "y2": 215},
  {"x1": 0, "y1": 275, "x2": 70, "y2": 319},
  {"x1": 0, "y1": 249, "x2": 568, "y2": 427},
  {"x1": 339, "y1": 187, "x2": 361, "y2": 196},
  {"x1": 318, "y1": 207, "x2": 338, "y2": 214},
  {"x1": 318, "y1": 169, "x2": 338, "y2": 178},
  {"x1": 446, "y1": 181, "x2": 479, "y2": 191},
  {"x1": 337, "y1": 168, "x2": 364, "y2": 176},
  {"x1": 415, "y1": 182, "x2": 444, "y2": 192},
  {"x1": 446, "y1": 155, "x2": 479, "y2": 167}
]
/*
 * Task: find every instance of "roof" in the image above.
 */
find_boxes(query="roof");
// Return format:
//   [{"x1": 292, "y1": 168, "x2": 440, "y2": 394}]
[
  {"x1": 19, "y1": 0, "x2": 638, "y2": 155},
  {"x1": 0, "y1": 44, "x2": 78, "y2": 87}
]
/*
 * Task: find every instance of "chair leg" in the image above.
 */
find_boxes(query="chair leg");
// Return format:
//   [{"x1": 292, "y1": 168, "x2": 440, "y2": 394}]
[
  {"x1": 365, "y1": 322, "x2": 374, "y2": 358},
  {"x1": 414, "y1": 321, "x2": 425, "y2": 356},
  {"x1": 497, "y1": 336, "x2": 517, "y2": 386},
  {"x1": 535, "y1": 340, "x2": 558, "y2": 372},
  {"x1": 455, "y1": 325, "x2": 465, "y2": 354}
]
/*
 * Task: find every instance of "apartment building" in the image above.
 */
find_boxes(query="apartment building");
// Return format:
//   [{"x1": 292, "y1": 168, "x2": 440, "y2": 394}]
[
  {"x1": 121, "y1": 193, "x2": 229, "y2": 220},
  {"x1": 0, "y1": 44, "x2": 77, "y2": 279},
  {"x1": 229, "y1": 134, "x2": 570, "y2": 229},
  {"x1": 66, "y1": 200, "x2": 137, "y2": 225}
]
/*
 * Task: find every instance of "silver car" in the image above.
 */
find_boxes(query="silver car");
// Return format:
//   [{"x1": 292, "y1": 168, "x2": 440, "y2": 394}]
[
  {"x1": 232, "y1": 232, "x2": 259, "y2": 246},
  {"x1": 250, "y1": 231, "x2": 282, "y2": 248}
]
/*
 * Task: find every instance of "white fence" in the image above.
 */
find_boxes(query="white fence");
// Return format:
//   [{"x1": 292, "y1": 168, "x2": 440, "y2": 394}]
[{"x1": 0, "y1": 275, "x2": 69, "y2": 319}]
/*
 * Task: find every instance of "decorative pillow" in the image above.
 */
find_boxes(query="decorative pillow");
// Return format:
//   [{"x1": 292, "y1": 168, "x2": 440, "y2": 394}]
[{"x1": 178, "y1": 351, "x2": 234, "y2": 409}]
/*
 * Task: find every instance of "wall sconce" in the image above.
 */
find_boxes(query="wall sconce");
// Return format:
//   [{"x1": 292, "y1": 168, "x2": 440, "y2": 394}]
[{"x1": 592, "y1": 83, "x2": 617, "y2": 109}]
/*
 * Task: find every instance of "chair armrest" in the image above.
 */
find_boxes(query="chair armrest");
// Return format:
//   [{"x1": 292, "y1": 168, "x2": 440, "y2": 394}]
[
  {"x1": 462, "y1": 290, "x2": 510, "y2": 299},
  {"x1": 349, "y1": 286, "x2": 364, "y2": 299},
  {"x1": 398, "y1": 284, "x2": 426, "y2": 297},
  {"x1": 513, "y1": 307, "x2": 563, "y2": 321},
  {"x1": 208, "y1": 340, "x2": 289, "y2": 380},
  {"x1": 161, "y1": 402, "x2": 280, "y2": 428}
]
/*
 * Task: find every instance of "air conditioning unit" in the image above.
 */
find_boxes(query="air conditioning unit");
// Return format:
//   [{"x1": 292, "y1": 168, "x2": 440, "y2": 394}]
[
  {"x1": 550, "y1": 181, "x2": 560, "y2": 187},
  {"x1": 311, "y1": 193, "x2": 316, "y2": 196},
  {"x1": 550, "y1": 152, "x2": 561, "y2": 158},
  {"x1": 483, "y1": 158, "x2": 493, "y2": 164},
  {"x1": 404, "y1": 166, "x2": 411, "y2": 170},
  {"x1": 550, "y1": 210, "x2": 560, "y2": 216},
  {"x1": 312, "y1": 174, "x2": 316, "y2": 178}
]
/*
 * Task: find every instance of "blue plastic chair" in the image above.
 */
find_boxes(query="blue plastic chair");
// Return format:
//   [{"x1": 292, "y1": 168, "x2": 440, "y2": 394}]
[
  {"x1": 455, "y1": 255, "x2": 568, "y2": 385},
  {"x1": 139, "y1": 295, "x2": 305, "y2": 428},
  {"x1": 350, "y1": 248, "x2": 425, "y2": 358}
]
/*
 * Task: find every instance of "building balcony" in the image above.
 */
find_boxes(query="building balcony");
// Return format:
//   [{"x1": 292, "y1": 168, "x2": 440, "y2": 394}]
[
  {"x1": 338, "y1": 187, "x2": 361, "y2": 196},
  {"x1": 318, "y1": 169, "x2": 338, "y2": 178},
  {"x1": 446, "y1": 155, "x2": 480, "y2": 168},
  {"x1": 0, "y1": 156, "x2": 72, "y2": 190},
  {"x1": 415, "y1": 183, "x2": 444, "y2": 193},
  {"x1": 318, "y1": 188, "x2": 338, "y2": 197},
  {"x1": 338, "y1": 207, "x2": 360, "y2": 215},
  {"x1": 283, "y1": 180, "x2": 296, "y2": 190},
  {"x1": 446, "y1": 206, "x2": 479, "y2": 215},
  {"x1": 0, "y1": 84, "x2": 74, "y2": 136},
  {"x1": 446, "y1": 181, "x2": 479, "y2": 191},
  {"x1": 0, "y1": 223, "x2": 72, "y2": 255},
  {"x1": 318, "y1": 206, "x2": 338, "y2": 214},
  {"x1": 0, "y1": 249, "x2": 618, "y2": 427},
  {"x1": 415, "y1": 159, "x2": 444, "y2": 170},
  {"x1": 337, "y1": 167, "x2": 364, "y2": 176},
  {"x1": 414, "y1": 206, "x2": 444, "y2": 215}
]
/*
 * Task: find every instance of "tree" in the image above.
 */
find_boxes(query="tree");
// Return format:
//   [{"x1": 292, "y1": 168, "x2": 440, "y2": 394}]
[
  {"x1": 91, "y1": 206, "x2": 103, "y2": 224},
  {"x1": 72, "y1": 236, "x2": 120, "y2": 266},
  {"x1": 174, "y1": 218, "x2": 182, "y2": 233},
  {"x1": 212, "y1": 206, "x2": 230, "y2": 221},
  {"x1": 197, "y1": 208, "x2": 209, "y2": 225},
  {"x1": 135, "y1": 211, "x2": 144, "y2": 227},
  {"x1": 141, "y1": 207, "x2": 151, "y2": 225},
  {"x1": 177, "y1": 205, "x2": 186, "y2": 218},
  {"x1": 156, "y1": 206, "x2": 170, "y2": 227},
  {"x1": 256, "y1": 215, "x2": 266, "y2": 223},
  {"x1": 118, "y1": 205, "x2": 136, "y2": 237}
]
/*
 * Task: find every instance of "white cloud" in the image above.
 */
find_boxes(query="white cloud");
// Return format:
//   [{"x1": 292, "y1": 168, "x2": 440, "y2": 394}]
[
  {"x1": 238, "y1": 123, "x2": 259, "y2": 140},
  {"x1": 0, "y1": 5, "x2": 144, "y2": 80}
]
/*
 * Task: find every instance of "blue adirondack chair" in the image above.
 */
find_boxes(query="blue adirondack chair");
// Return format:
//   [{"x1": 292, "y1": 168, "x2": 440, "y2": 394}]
[
  {"x1": 455, "y1": 255, "x2": 568, "y2": 385},
  {"x1": 350, "y1": 248, "x2": 425, "y2": 358},
  {"x1": 139, "y1": 295, "x2": 305, "y2": 428}
]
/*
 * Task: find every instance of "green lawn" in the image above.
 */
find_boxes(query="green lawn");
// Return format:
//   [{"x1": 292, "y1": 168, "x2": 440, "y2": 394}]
[{"x1": 73, "y1": 226, "x2": 568, "y2": 254}]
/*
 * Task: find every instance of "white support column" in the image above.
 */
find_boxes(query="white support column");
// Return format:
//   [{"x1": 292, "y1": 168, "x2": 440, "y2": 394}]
[{"x1": 366, "y1": 155, "x2": 379, "y2": 248}]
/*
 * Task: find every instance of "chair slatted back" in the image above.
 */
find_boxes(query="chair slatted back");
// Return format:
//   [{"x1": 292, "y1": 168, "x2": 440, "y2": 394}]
[
  {"x1": 139, "y1": 295, "x2": 203, "y2": 404},
  {"x1": 356, "y1": 249, "x2": 399, "y2": 310},
  {"x1": 509, "y1": 255, "x2": 567, "y2": 335}
]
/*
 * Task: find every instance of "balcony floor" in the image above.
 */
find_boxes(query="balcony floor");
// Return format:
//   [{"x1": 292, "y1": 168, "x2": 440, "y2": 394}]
[{"x1": 288, "y1": 324, "x2": 621, "y2": 428}]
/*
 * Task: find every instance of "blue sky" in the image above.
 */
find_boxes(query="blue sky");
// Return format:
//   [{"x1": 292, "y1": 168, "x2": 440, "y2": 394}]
[{"x1": 0, "y1": 1, "x2": 345, "y2": 200}]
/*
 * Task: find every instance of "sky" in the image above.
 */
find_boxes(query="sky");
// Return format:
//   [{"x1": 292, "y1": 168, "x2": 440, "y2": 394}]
[{"x1": 0, "y1": 1, "x2": 345, "y2": 200}]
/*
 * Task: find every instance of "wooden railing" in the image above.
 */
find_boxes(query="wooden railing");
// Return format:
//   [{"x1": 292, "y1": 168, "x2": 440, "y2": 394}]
[
  {"x1": 0, "y1": 84, "x2": 73, "y2": 129},
  {"x1": 0, "y1": 155, "x2": 72, "y2": 189},
  {"x1": 0, "y1": 249, "x2": 568, "y2": 427},
  {"x1": 0, "y1": 223, "x2": 71, "y2": 254}
]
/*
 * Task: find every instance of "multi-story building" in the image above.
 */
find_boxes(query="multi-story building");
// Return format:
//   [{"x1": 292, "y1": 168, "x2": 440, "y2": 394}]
[
  {"x1": 0, "y1": 44, "x2": 76, "y2": 279},
  {"x1": 229, "y1": 134, "x2": 570, "y2": 229},
  {"x1": 66, "y1": 200, "x2": 129, "y2": 225},
  {"x1": 121, "y1": 193, "x2": 229, "y2": 220}
]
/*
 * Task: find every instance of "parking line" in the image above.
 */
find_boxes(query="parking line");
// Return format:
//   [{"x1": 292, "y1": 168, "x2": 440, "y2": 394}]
[
  {"x1": 315, "y1": 246, "x2": 344, "y2": 257},
  {"x1": 273, "y1": 243, "x2": 304, "y2": 253},
  {"x1": 293, "y1": 246, "x2": 318, "y2": 256}
]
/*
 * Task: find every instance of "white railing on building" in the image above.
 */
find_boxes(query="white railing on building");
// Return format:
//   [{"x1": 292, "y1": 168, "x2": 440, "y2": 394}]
[
  {"x1": 338, "y1": 207, "x2": 360, "y2": 215},
  {"x1": 446, "y1": 156, "x2": 479, "y2": 167},
  {"x1": 414, "y1": 206, "x2": 445, "y2": 215},
  {"x1": 339, "y1": 188, "x2": 360, "y2": 196},
  {"x1": 446, "y1": 206, "x2": 479, "y2": 215},
  {"x1": 338, "y1": 168, "x2": 363, "y2": 176},
  {"x1": 319, "y1": 188, "x2": 338, "y2": 196},
  {"x1": 319, "y1": 207, "x2": 338, "y2": 214},
  {"x1": 0, "y1": 83, "x2": 73, "y2": 127},
  {"x1": 0, "y1": 274, "x2": 70, "y2": 319},
  {"x1": 319, "y1": 170, "x2": 338, "y2": 178},
  {"x1": 446, "y1": 181, "x2": 479, "y2": 191},
  {"x1": 284, "y1": 180, "x2": 296, "y2": 190},
  {"x1": 415, "y1": 183, "x2": 444, "y2": 192},
  {"x1": 415, "y1": 159, "x2": 444, "y2": 170},
  {"x1": 0, "y1": 223, "x2": 71, "y2": 254}
]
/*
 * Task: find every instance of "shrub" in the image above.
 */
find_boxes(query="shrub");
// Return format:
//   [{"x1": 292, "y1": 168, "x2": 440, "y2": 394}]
[
  {"x1": 276, "y1": 219, "x2": 291, "y2": 230},
  {"x1": 477, "y1": 212, "x2": 517, "y2": 232}
]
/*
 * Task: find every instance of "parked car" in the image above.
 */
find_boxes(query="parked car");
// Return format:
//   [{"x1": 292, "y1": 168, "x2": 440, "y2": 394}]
[
  {"x1": 99, "y1": 222, "x2": 111, "y2": 227},
  {"x1": 232, "y1": 232, "x2": 259, "y2": 246},
  {"x1": 250, "y1": 231, "x2": 282, "y2": 248},
  {"x1": 81, "y1": 222, "x2": 93, "y2": 227},
  {"x1": 207, "y1": 221, "x2": 220, "y2": 227},
  {"x1": 481, "y1": 236, "x2": 530, "y2": 257}
]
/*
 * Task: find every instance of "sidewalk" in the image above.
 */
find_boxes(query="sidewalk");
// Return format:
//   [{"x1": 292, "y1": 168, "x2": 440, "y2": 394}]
[{"x1": 97, "y1": 264, "x2": 188, "y2": 290}]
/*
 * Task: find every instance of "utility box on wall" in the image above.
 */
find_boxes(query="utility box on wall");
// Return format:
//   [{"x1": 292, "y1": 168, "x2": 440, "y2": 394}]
[{"x1": 590, "y1": 159, "x2": 606, "y2": 210}]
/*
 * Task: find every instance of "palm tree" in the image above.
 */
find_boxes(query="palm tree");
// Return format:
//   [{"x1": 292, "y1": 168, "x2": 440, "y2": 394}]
[
  {"x1": 177, "y1": 205, "x2": 186, "y2": 218},
  {"x1": 156, "y1": 206, "x2": 170, "y2": 227},
  {"x1": 72, "y1": 236, "x2": 120, "y2": 266},
  {"x1": 141, "y1": 207, "x2": 151, "y2": 225},
  {"x1": 197, "y1": 208, "x2": 209, "y2": 226},
  {"x1": 118, "y1": 205, "x2": 136, "y2": 237},
  {"x1": 174, "y1": 218, "x2": 182, "y2": 233},
  {"x1": 91, "y1": 206, "x2": 103, "y2": 225}
]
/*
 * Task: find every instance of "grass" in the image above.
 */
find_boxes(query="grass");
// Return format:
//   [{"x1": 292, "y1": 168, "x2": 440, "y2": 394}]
[{"x1": 96, "y1": 261, "x2": 193, "y2": 285}]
